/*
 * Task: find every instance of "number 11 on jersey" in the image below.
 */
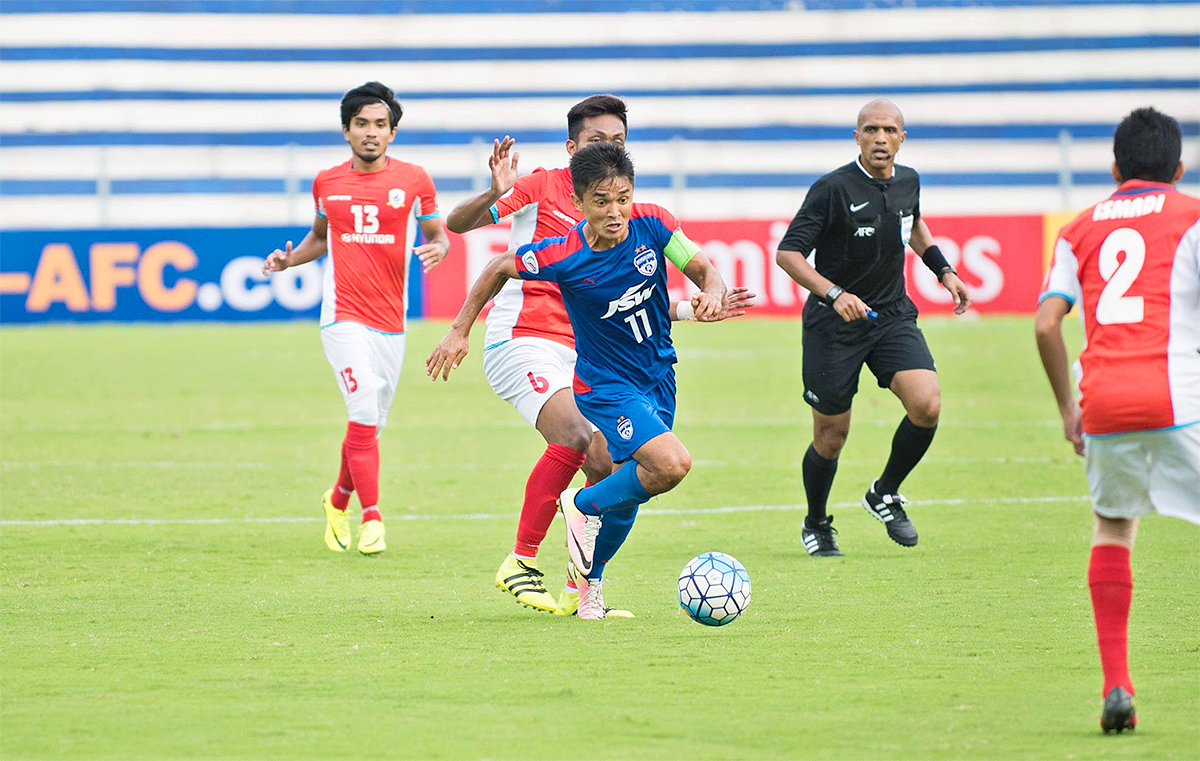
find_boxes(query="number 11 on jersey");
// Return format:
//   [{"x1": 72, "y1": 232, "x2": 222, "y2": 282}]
[{"x1": 624, "y1": 308, "x2": 653, "y2": 343}]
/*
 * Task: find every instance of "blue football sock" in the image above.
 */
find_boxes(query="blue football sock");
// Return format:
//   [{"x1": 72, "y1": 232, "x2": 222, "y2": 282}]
[
  {"x1": 574, "y1": 461, "x2": 651, "y2": 515},
  {"x1": 589, "y1": 505, "x2": 639, "y2": 580}
]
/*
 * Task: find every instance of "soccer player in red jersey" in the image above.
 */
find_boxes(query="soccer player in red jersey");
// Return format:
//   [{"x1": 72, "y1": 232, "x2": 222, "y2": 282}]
[
  {"x1": 262, "y1": 82, "x2": 450, "y2": 556},
  {"x1": 1036, "y1": 107, "x2": 1199, "y2": 733},
  {"x1": 446, "y1": 96, "x2": 752, "y2": 614}
]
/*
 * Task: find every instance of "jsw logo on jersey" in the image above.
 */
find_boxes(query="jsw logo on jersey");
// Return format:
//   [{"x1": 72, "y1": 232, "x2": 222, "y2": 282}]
[{"x1": 601, "y1": 281, "x2": 657, "y2": 319}]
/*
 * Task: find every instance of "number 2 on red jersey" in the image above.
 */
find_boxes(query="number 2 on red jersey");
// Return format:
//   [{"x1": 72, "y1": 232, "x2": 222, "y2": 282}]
[{"x1": 1095, "y1": 227, "x2": 1146, "y2": 325}]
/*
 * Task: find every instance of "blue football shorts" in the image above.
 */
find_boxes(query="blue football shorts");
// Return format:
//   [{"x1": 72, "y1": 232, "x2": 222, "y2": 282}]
[{"x1": 574, "y1": 368, "x2": 677, "y2": 463}]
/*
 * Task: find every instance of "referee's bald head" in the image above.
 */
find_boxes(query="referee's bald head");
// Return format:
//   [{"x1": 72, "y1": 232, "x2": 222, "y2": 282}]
[{"x1": 857, "y1": 99, "x2": 904, "y2": 129}]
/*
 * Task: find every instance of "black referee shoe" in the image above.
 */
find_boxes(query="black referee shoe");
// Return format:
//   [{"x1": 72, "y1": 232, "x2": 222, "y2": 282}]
[
  {"x1": 801, "y1": 515, "x2": 843, "y2": 556},
  {"x1": 1101, "y1": 686, "x2": 1137, "y2": 733},
  {"x1": 863, "y1": 480, "x2": 918, "y2": 547}
]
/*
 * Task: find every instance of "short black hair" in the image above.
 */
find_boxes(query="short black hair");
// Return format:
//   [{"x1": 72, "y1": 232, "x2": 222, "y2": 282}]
[
  {"x1": 340, "y1": 81, "x2": 403, "y2": 131},
  {"x1": 569, "y1": 141, "x2": 635, "y2": 198},
  {"x1": 566, "y1": 94, "x2": 628, "y2": 142},
  {"x1": 1114, "y1": 107, "x2": 1181, "y2": 183}
]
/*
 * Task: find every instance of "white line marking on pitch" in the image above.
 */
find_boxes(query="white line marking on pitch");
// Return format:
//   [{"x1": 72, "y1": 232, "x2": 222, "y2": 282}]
[
  {"x1": 0, "y1": 460, "x2": 270, "y2": 470},
  {"x1": 693, "y1": 455, "x2": 1062, "y2": 467},
  {"x1": 0, "y1": 460, "x2": 533, "y2": 471},
  {"x1": 8, "y1": 419, "x2": 529, "y2": 433},
  {"x1": 8, "y1": 418, "x2": 1060, "y2": 433},
  {"x1": 0, "y1": 495, "x2": 1091, "y2": 527},
  {"x1": 2, "y1": 455, "x2": 1063, "y2": 471}
]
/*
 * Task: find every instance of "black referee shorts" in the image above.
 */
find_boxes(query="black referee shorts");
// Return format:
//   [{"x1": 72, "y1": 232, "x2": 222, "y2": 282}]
[{"x1": 801, "y1": 300, "x2": 936, "y2": 416}]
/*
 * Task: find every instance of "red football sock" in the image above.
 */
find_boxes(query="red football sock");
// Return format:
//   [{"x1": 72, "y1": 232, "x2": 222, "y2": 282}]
[
  {"x1": 344, "y1": 422, "x2": 380, "y2": 522},
  {"x1": 513, "y1": 444, "x2": 586, "y2": 557},
  {"x1": 1089, "y1": 544, "x2": 1134, "y2": 695},
  {"x1": 330, "y1": 440, "x2": 353, "y2": 511}
]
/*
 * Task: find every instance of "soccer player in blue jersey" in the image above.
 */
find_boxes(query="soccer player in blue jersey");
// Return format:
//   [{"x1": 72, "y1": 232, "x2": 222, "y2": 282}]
[{"x1": 427, "y1": 142, "x2": 728, "y2": 619}]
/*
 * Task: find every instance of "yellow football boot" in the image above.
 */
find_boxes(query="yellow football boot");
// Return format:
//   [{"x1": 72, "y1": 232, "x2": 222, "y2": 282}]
[
  {"x1": 495, "y1": 554, "x2": 558, "y2": 613},
  {"x1": 322, "y1": 489, "x2": 351, "y2": 552},
  {"x1": 357, "y1": 519, "x2": 386, "y2": 555},
  {"x1": 555, "y1": 588, "x2": 580, "y2": 616},
  {"x1": 556, "y1": 561, "x2": 581, "y2": 615}
]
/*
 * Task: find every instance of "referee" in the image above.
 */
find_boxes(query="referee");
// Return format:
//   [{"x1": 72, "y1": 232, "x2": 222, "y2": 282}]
[{"x1": 775, "y1": 99, "x2": 972, "y2": 556}]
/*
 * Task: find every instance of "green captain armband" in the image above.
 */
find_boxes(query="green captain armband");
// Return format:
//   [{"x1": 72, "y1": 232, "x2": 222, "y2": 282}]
[{"x1": 664, "y1": 229, "x2": 701, "y2": 270}]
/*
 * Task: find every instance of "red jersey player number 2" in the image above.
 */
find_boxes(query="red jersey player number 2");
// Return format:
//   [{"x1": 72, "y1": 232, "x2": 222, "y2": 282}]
[{"x1": 1045, "y1": 183, "x2": 1200, "y2": 436}]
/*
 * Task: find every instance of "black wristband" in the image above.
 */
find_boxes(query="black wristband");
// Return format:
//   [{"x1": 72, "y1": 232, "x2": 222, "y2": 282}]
[
  {"x1": 921, "y1": 245, "x2": 952, "y2": 276},
  {"x1": 824, "y1": 285, "x2": 844, "y2": 307}
]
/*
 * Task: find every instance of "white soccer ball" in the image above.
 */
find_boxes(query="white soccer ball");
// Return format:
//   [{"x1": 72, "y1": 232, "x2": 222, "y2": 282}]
[{"x1": 678, "y1": 551, "x2": 751, "y2": 626}]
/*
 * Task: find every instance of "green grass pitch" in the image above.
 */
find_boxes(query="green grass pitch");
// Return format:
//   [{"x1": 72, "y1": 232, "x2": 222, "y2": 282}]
[{"x1": 1, "y1": 316, "x2": 1196, "y2": 760}]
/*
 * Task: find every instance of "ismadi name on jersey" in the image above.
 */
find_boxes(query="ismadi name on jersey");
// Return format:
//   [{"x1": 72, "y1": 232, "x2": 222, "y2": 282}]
[{"x1": 1092, "y1": 193, "x2": 1168, "y2": 221}]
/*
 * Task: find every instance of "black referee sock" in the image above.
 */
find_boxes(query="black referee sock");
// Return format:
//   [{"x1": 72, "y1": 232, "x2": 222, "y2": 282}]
[
  {"x1": 802, "y1": 444, "x2": 838, "y2": 526},
  {"x1": 877, "y1": 417, "x2": 938, "y2": 495}
]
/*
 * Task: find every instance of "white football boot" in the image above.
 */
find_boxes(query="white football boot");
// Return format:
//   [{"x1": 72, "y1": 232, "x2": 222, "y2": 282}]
[
  {"x1": 574, "y1": 574, "x2": 634, "y2": 620},
  {"x1": 576, "y1": 576, "x2": 607, "y2": 620},
  {"x1": 559, "y1": 487, "x2": 600, "y2": 578}
]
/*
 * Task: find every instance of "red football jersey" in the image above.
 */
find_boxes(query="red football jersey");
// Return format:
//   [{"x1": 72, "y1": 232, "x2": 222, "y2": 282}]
[
  {"x1": 313, "y1": 157, "x2": 439, "y2": 334},
  {"x1": 1041, "y1": 179, "x2": 1200, "y2": 435},
  {"x1": 484, "y1": 167, "x2": 581, "y2": 349}
]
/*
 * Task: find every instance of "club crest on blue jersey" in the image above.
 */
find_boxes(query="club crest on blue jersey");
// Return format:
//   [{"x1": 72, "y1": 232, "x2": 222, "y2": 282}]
[
  {"x1": 387, "y1": 188, "x2": 406, "y2": 209},
  {"x1": 617, "y1": 415, "x2": 634, "y2": 440},
  {"x1": 521, "y1": 250, "x2": 540, "y2": 274},
  {"x1": 633, "y1": 245, "x2": 658, "y2": 277}
]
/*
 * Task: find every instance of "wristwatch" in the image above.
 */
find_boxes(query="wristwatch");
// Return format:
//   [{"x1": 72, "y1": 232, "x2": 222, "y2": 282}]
[
  {"x1": 939, "y1": 266, "x2": 957, "y2": 281},
  {"x1": 824, "y1": 285, "x2": 845, "y2": 307}
]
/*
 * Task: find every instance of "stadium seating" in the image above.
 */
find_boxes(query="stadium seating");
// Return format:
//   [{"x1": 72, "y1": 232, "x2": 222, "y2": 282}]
[{"x1": 0, "y1": 0, "x2": 1196, "y2": 230}]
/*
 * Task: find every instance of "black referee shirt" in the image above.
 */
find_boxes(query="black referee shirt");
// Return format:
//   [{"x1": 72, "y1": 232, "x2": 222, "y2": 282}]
[{"x1": 779, "y1": 159, "x2": 921, "y2": 311}]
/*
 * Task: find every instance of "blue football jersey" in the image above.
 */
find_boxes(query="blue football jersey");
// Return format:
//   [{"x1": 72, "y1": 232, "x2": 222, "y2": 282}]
[{"x1": 514, "y1": 203, "x2": 700, "y2": 390}]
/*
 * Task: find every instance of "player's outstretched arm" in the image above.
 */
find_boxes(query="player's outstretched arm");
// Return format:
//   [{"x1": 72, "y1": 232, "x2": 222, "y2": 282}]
[
  {"x1": 911, "y1": 219, "x2": 971, "y2": 314},
  {"x1": 680, "y1": 252, "x2": 727, "y2": 322},
  {"x1": 673, "y1": 287, "x2": 757, "y2": 321},
  {"x1": 776, "y1": 247, "x2": 872, "y2": 322},
  {"x1": 414, "y1": 216, "x2": 452, "y2": 273},
  {"x1": 262, "y1": 216, "x2": 329, "y2": 274},
  {"x1": 1034, "y1": 296, "x2": 1084, "y2": 456},
  {"x1": 426, "y1": 254, "x2": 520, "y2": 381},
  {"x1": 680, "y1": 286, "x2": 757, "y2": 321},
  {"x1": 445, "y1": 137, "x2": 520, "y2": 233}
]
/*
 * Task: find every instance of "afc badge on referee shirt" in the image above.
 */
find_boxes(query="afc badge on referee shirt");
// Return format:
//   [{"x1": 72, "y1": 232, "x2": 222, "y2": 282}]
[
  {"x1": 633, "y1": 245, "x2": 657, "y2": 277},
  {"x1": 387, "y1": 188, "x2": 406, "y2": 209}
]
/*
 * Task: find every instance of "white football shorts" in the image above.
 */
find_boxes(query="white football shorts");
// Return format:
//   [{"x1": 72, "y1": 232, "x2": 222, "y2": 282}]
[
  {"x1": 1084, "y1": 422, "x2": 1200, "y2": 525},
  {"x1": 483, "y1": 337, "x2": 596, "y2": 431},
  {"x1": 320, "y1": 321, "x2": 406, "y2": 431}
]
